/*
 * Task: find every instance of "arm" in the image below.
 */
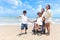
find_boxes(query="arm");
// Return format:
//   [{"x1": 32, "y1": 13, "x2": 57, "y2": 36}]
[
  {"x1": 28, "y1": 19, "x2": 34, "y2": 23},
  {"x1": 34, "y1": 17, "x2": 38, "y2": 22},
  {"x1": 42, "y1": 17, "x2": 45, "y2": 21},
  {"x1": 17, "y1": 16, "x2": 22, "y2": 19}
]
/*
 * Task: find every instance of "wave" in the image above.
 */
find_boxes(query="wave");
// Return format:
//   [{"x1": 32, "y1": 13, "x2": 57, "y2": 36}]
[{"x1": 0, "y1": 17, "x2": 60, "y2": 24}]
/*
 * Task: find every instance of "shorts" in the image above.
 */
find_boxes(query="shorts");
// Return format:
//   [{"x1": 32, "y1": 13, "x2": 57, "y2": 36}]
[
  {"x1": 45, "y1": 18, "x2": 52, "y2": 23},
  {"x1": 21, "y1": 23, "x2": 28, "y2": 30}
]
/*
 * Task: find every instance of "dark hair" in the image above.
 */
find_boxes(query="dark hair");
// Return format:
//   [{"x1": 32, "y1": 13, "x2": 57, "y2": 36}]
[
  {"x1": 23, "y1": 10, "x2": 27, "y2": 13},
  {"x1": 42, "y1": 8, "x2": 45, "y2": 11},
  {"x1": 47, "y1": 4, "x2": 51, "y2": 9},
  {"x1": 37, "y1": 12, "x2": 40, "y2": 15},
  {"x1": 37, "y1": 12, "x2": 41, "y2": 15}
]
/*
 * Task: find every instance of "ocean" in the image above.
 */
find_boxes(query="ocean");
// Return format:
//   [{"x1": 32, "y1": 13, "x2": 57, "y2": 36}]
[
  {"x1": 52, "y1": 17, "x2": 60, "y2": 24},
  {"x1": 0, "y1": 17, "x2": 60, "y2": 24}
]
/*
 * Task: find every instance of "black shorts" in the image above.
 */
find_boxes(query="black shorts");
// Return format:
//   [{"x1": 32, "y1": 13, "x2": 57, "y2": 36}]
[{"x1": 21, "y1": 23, "x2": 28, "y2": 30}]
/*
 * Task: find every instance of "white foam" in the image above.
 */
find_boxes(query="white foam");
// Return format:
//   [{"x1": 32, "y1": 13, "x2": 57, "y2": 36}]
[{"x1": 0, "y1": 23, "x2": 20, "y2": 25}]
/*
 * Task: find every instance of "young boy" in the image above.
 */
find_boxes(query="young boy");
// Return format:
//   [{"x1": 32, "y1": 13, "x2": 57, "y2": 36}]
[{"x1": 18, "y1": 10, "x2": 28, "y2": 35}]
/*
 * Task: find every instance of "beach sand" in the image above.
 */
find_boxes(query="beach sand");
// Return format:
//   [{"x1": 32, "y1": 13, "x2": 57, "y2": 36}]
[{"x1": 0, "y1": 24, "x2": 60, "y2": 40}]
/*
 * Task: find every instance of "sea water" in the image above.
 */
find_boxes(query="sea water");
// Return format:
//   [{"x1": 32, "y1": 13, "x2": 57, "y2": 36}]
[
  {"x1": 0, "y1": 17, "x2": 60, "y2": 24},
  {"x1": 52, "y1": 17, "x2": 60, "y2": 24}
]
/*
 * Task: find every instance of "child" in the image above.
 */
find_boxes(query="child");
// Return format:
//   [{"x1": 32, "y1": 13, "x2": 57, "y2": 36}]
[{"x1": 18, "y1": 10, "x2": 28, "y2": 35}]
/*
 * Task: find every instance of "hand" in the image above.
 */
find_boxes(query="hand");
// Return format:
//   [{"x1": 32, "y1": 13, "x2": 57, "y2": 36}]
[{"x1": 17, "y1": 16, "x2": 21, "y2": 18}]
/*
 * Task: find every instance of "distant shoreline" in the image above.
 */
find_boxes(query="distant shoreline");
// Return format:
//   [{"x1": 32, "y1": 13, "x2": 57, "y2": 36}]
[{"x1": 0, "y1": 17, "x2": 60, "y2": 24}]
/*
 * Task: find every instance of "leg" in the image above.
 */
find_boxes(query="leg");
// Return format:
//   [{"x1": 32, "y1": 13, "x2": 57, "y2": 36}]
[
  {"x1": 34, "y1": 24, "x2": 38, "y2": 35},
  {"x1": 35, "y1": 24, "x2": 38, "y2": 30},
  {"x1": 37, "y1": 25, "x2": 42, "y2": 36},
  {"x1": 25, "y1": 24, "x2": 28, "y2": 34},
  {"x1": 32, "y1": 23, "x2": 36, "y2": 32},
  {"x1": 42, "y1": 26, "x2": 45, "y2": 34},
  {"x1": 42, "y1": 21, "x2": 45, "y2": 34},
  {"x1": 25, "y1": 29, "x2": 27, "y2": 34},
  {"x1": 42, "y1": 23, "x2": 45, "y2": 34},
  {"x1": 44, "y1": 24, "x2": 47, "y2": 34},
  {"x1": 41, "y1": 25, "x2": 45, "y2": 34},
  {"x1": 19, "y1": 24, "x2": 24, "y2": 35},
  {"x1": 32, "y1": 24, "x2": 35, "y2": 34},
  {"x1": 45, "y1": 23, "x2": 50, "y2": 35},
  {"x1": 47, "y1": 23, "x2": 50, "y2": 34}
]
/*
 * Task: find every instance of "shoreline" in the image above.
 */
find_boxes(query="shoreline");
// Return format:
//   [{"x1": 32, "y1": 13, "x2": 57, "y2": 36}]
[{"x1": 0, "y1": 22, "x2": 60, "y2": 25}]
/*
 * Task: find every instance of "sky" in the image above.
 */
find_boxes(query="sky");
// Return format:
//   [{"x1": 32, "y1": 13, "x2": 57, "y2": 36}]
[{"x1": 0, "y1": 0, "x2": 60, "y2": 18}]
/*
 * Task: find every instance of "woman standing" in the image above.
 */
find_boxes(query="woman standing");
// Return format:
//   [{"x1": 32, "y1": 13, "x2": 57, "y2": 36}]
[
  {"x1": 41, "y1": 8, "x2": 45, "y2": 34},
  {"x1": 44, "y1": 4, "x2": 52, "y2": 35}
]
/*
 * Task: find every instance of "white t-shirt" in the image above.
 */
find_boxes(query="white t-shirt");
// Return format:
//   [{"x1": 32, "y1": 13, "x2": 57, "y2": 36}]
[
  {"x1": 20, "y1": 15, "x2": 28, "y2": 24},
  {"x1": 36, "y1": 17, "x2": 43, "y2": 25}
]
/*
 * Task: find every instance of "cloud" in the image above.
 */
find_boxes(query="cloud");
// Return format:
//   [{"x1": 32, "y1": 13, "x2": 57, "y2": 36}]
[
  {"x1": 52, "y1": 8, "x2": 60, "y2": 14},
  {"x1": 0, "y1": 6, "x2": 4, "y2": 10},
  {"x1": 2, "y1": 0, "x2": 23, "y2": 9},
  {"x1": 19, "y1": 0, "x2": 22, "y2": 6},
  {"x1": 51, "y1": 4, "x2": 60, "y2": 14},
  {"x1": 38, "y1": 0, "x2": 43, "y2": 3},
  {"x1": 21, "y1": 2, "x2": 35, "y2": 11},
  {"x1": 55, "y1": 4, "x2": 60, "y2": 6},
  {"x1": 0, "y1": 0, "x2": 35, "y2": 15},
  {"x1": 2, "y1": 0, "x2": 19, "y2": 6},
  {"x1": 0, "y1": 6, "x2": 22, "y2": 16},
  {"x1": 44, "y1": 3, "x2": 53, "y2": 6},
  {"x1": 0, "y1": 0, "x2": 35, "y2": 11},
  {"x1": 36, "y1": 5, "x2": 42, "y2": 12}
]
